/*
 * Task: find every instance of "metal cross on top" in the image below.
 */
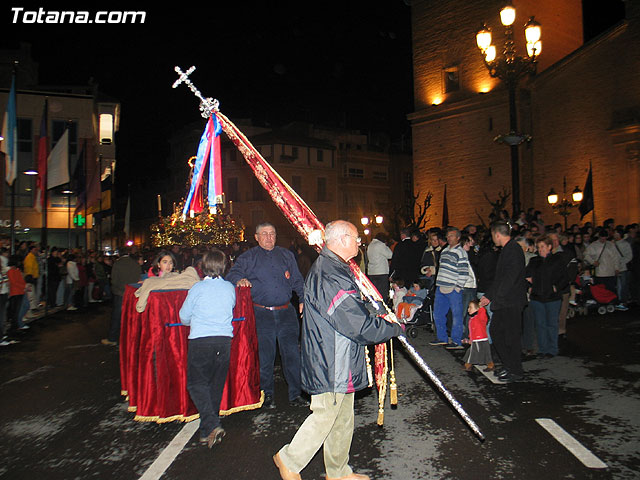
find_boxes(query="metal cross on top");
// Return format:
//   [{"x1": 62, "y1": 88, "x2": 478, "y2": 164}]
[{"x1": 172, "y1": 66, "x2": 220, "y2": 119}]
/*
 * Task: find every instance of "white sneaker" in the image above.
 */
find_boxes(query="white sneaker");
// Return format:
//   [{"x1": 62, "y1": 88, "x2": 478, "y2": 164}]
[
  {"x1": 18, "y1": 325, "x2": 30, "y2": 330},
  {"x1": 67, "y1": 306, "x2": 78, "y2": 311}
]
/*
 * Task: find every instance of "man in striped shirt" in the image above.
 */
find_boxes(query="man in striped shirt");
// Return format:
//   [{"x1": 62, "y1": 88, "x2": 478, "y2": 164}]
[{"x1": 430, "y1": 227, "x2": 470, "y2": 349}]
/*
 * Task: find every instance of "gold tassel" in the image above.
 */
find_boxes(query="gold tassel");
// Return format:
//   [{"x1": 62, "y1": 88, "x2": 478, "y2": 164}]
[
  {"x1": 377, "y1": 408, "x2": 384, "y2": 426},
  {"x1": 389, "y1": 338, "x2": 398, "y2": 406},
  {"x1": 365, "y1": 346, "x2": 373, "y2": 387}
]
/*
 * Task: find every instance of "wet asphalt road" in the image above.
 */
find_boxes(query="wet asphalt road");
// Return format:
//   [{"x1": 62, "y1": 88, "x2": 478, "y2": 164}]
[{"x1": 0, "y1": 301, "x2": 639, "y2": 480}]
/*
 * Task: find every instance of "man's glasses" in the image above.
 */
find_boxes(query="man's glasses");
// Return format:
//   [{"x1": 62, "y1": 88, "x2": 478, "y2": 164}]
[{"x1": 343, "y1": 234, "x2": 361, "y2": 244}]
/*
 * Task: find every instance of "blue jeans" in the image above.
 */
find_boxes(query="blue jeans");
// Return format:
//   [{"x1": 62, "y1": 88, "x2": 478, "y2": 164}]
[
  {"x1": 521, "y1": 304, "x2": 536, "y2": 351},
  {"x1": 253, "y1": 304, "x2": 301, "y2": 401},
  {"x1": 433, "y1": 288, "x2": 463, "y2": 345},
  {"x1": 529, "y1": 299, "x2": 561, "y2": 356}
]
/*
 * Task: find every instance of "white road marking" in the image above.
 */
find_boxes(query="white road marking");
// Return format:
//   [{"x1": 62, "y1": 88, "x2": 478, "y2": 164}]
[
  {"x1": 474, "y1": 365, "x2": 506, "y2": 384},
  {"x1": 2, "y1": 365, "x2": 53, "y2": 386},
  {"x1": 139, "y1": 420, "x2": 200, "y2": 480},
  {"x1": 536, "y1": 418, "x2": 608, "y2": 469}
]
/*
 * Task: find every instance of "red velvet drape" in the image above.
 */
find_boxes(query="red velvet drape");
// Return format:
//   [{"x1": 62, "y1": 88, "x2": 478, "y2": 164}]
[{"x1": 120, "y1": 284, "x2": 262, "y2": 423}]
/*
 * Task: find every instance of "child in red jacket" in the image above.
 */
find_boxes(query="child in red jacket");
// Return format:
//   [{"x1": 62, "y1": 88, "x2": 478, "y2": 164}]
[
  {"x1": 7, "y1": 255, "x2": 28, "y2": 333},
  {"x1": 462, "y1": 299, "x2": 494, "y2": 371}
]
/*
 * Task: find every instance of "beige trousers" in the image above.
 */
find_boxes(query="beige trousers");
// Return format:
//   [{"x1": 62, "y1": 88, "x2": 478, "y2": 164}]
[{"x1": 278, "y1": 392, "x2": 355, "y2": 478}]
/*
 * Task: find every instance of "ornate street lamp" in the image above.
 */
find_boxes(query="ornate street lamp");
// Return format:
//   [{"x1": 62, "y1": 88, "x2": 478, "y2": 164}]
[
  {"x1": 476, "y1": 2, "x2": 542, "y2": 216},
  {"x1": 360, "y1": 214, "x2": 384, "y2": 239},
  {"x1": 547, "y1": 177, "x2": 583, "y2": 230}
]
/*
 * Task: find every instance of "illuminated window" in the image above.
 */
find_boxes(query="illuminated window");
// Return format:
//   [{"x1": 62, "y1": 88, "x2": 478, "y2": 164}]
[{"x1": 444, "y1": 67, "x2": 460, "y2": 93}]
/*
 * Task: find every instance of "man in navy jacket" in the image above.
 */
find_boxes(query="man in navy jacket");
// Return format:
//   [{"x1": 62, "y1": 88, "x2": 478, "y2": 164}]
[{"x1": 274, "y1": 220, "x2": 403, "y2": 480}]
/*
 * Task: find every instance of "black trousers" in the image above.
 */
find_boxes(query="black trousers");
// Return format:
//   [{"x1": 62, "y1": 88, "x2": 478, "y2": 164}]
[
  {"x1": 187, "y1": 336, "x2": 232, "y2": 438},
  {"x1": 490, "y1": 306, "x2": 524, "y2": 376},
  {"x1": 368, "y1": 274, "x2": 390, "y2": 304}
]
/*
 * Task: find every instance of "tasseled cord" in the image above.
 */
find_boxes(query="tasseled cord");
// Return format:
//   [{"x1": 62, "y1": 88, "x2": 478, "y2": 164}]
[{"x1": 389, "y1": 338, "x2": 398, "y2": 406}]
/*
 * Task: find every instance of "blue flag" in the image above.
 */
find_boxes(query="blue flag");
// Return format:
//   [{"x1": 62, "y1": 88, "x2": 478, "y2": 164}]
[{"x1": 2, "y1": 74, "x2": 17, "y2": 185}]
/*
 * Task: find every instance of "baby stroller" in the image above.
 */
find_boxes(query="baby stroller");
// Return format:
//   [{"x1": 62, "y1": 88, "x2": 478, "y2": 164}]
[
  {"x1": 401, "y1": 288, "x2": 434, "y2": 338},
  {"x1": 571, "y1": 274, "x2": 618, "y2": 315}
]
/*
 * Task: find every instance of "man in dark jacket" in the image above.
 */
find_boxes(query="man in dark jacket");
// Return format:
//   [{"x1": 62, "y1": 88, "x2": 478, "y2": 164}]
[
  {"x1": 101, "y1": 251, "x2": 141, "y2": 346},
  {"x1": 274, "y1": 220, "x2": 403, "y2": 480},
  {"x1": 226, "y1": 222, "x2": 305, "y2": 408},
  {"x1": 390, "y1": 228, "x2": 419, "y2": 284},
  {"x1": 481, "y1": 222, "x2": 527, "y2": 383}
]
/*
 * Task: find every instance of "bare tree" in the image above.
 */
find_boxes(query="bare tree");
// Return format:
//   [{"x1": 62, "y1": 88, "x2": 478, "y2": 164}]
[{"x1": 482, "y1": 187, "x2": 511, "y2": 222}]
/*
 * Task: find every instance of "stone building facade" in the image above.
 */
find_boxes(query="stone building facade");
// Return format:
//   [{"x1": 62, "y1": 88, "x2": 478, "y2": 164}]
[{"x1": 410, "y1": 0, "x2": 639, "y2": 227}]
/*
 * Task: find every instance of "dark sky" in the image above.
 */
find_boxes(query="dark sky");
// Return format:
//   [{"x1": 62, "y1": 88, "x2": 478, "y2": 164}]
[
  {"x1": 1, "y1": 0, "x2": 626, "y2": 215},
  {"x1": 3, "y1": 2, "x2": 414, "y2": 186}
]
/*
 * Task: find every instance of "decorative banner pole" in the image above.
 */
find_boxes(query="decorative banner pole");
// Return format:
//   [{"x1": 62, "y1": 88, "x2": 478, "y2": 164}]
[{"x1": 172, "y1": 66, "x2": 485, "y2": 442}]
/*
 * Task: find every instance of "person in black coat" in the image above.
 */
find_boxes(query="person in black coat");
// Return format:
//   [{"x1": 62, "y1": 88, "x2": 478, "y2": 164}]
[
  {"x1": 526, "y1": 235, "x2": 569, "y2": 358},
  {"x1": 481, "y1": 222, "x2": 528, "y2": 383},
  {"x1": 390, "y1": 228, "x2": 419, "y2": 285}
]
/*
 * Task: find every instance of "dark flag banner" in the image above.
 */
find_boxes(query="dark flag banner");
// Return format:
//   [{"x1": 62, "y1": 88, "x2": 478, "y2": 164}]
[
  {"x1": 579, "y1": 163, "x2": 594, "y2": 219},
  {"x1": 442, "y1": 184, "x2": 449, "y2": 228}
]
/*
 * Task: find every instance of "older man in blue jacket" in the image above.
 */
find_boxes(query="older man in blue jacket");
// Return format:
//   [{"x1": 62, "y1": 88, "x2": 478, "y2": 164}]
[{"x1": 273, "y1": 220, "x2": 403, "y2": 480}]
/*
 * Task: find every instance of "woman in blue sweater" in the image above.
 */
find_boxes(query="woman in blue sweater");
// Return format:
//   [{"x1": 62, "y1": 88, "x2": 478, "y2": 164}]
[{"x1": 179, "y1": 249, "x2": 236, "y2": 448}]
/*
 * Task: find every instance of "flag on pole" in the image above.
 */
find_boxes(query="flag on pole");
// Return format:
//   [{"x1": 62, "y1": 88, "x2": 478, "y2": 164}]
[
  {"x1": 124, "y1": 194, "x2": 131, "y2": 239},
  {"x1": 182, "y1": 115, "x2": 222, "y2": 216},
  {"x1": 35, "y1": 100, "x2": 48, "y2": 212},
  {"x1": 579, "y1": 163, "x2": 594, "y2": 219},
  {"x1": 47, "y1": 129, "x2": 69, "y2": 189},
  {"x1": 1, "y1": 74, "x2": 18, "y2": 185},
  {"x1": 442, "y1": 184, "x2": 449, "y2": 229}
]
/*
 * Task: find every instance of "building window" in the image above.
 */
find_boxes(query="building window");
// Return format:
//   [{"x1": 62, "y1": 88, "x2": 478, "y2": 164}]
[
  {"x1": 227, "y1": 177, "x2": 238, "y2": 201},
  {"x1": 52, "y1": 120, "x2": 78, "y2": 156},
  {"x1": 251, "y1": 209, "x2": 264, "y2": 228},
  {"x1": 252, "y1": 177, "x2": 264, "y2": 201},
  {"x1": 292, "y1": 146, "x2": 298, "y2": 158},
  {"x1": 292, "y1": 175, "x2": 302, "y2": 194},
  {"x1": 317, "y1": 177, "x2": 327, "y2": 201},
  {"x1": 373, "y1": 170, "x2": 388, "y2": 180},
  {"x1": 443, "y1": 66, "x2": 459, "y2": 93},
  {"x1": 317, "y1": 149, "x2": 324, "y2": 162},
  {"x1": 347, "y1": 168, "x2": 364, "y2": 178}
]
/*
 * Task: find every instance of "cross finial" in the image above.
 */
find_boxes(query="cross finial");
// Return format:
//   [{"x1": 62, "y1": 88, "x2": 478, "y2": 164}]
[{"x1": 172, "y1": 66, "x2": 219, "y2": 118}]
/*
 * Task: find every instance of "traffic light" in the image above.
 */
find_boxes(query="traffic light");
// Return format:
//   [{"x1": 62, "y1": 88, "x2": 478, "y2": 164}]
[{"x1": 73, "y1": 213, "x2": 86, "y2": 227}]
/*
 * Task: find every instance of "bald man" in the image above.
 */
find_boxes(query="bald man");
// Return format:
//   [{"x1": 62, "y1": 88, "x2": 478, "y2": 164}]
[{"x1": 274, "y1": 220, "x2": 403, "y2": 480}]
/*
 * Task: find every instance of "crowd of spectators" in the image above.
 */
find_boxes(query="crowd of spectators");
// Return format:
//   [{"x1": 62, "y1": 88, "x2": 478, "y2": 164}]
[{"x1": 360, "y1": 211, "x2": 639, "y2": 379}]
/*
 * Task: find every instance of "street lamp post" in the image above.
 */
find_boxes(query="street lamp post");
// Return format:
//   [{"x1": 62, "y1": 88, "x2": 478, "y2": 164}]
[
  {"x1": 360, "y1": 214, "x2": 384, "y2": 239},
  {"x1": 547, "y1": 176, "x2": 583, "y2": 230},
  {"x1": 476, "y1": 2, "x2": 542, "y2": 217}
]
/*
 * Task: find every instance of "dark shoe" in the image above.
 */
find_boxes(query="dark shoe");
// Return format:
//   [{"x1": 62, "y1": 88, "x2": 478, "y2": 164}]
[
  {"x1": 444, "y1": 342, "x2": 464, "y2": 350},
  {"x1": 289, "y1": 396, "x2": 308, "y2": 407},
  {"x1": 496, "y1": 370, "x2": 511, "y2": 380},
  {"x1": 206, "y1": 427, "x2": 225, "y2": 448},
  {"x1": 493, "y1": 368, "x2": 507, "y2": 377},
  {"x1": 273, "y1": 452, "x2": 302, "y2": 480},
  {"x1": 544, "y1": 353, "x2": 554, "y2": 358},
  {"x1": 263, "y1": 394, "x2": 276, "y2": 410},
  {"x1": 429, "y1": 340, "x2": 447, "y2": 346},
  {"x1": 499, "y1": 373, "x2": 524, "y2": 383}
]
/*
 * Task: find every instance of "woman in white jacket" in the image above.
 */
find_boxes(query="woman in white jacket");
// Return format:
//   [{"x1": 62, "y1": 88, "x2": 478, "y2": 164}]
[
  {"x1": 66, "y1": 254, "x2": 80, "y2": 311},
  {"x1": 366, "y1": 232, "x2": 393, "y2": 304}
]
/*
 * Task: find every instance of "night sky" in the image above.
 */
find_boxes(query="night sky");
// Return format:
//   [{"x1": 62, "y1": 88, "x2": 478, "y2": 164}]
[{"x1": 1, "y1": 1, "x2": 625, "y2": 218}]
